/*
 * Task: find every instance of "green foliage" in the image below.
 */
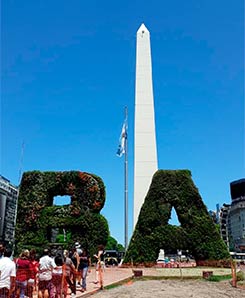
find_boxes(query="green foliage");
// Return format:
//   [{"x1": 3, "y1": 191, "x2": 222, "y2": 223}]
[
  {"x1": 105, "y1": 236, "x2": 125, "y2": 251},
  {"x1": 236, "y1": 270, "x2": 245, "y2": 282},
  {"x1": 117, "y1": 243, "x2": 124, "y2": 252},
  {"x1": 106, "y1": 236, "x2": 118, "y2": 250},
  {"x1": 124, "y1": 170, "x2": 230, "y2": 264},
  {"x1": 15, "y1": 170, "x2": 109, "y2": 255},
  {"x1": 56, "y1": 229, "x2": 72, "y2": 243},
  {"x1": 206, "y1": 275, "x2": 232, "y2": 282}
]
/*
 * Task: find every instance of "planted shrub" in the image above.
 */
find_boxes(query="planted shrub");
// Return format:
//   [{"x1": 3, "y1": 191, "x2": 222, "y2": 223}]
[{"x1": 236, "y1": 270, "x2": 245, "y2": 282}]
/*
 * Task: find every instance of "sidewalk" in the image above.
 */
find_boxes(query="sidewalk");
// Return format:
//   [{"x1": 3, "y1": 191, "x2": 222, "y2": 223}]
[{"x1": 76, "y1": 267, "x2": 133, "y2": 297}]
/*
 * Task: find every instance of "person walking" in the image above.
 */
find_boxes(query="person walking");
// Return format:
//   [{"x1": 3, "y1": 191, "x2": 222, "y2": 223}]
[
  {"x1": 15, "y1": 249, "x2": 32, "y2": 298},
  {"x1": 38, "y1": 249, "x2": 56, "y2": 298},
  {"x1": 70, "y1": 246, "x2": 81, "y2": 287},
  {"x1": 74, "y1": 243, "x2": 82, "y2": 257},
  {"x1": 28, "y1": 249, "x2": 39, "y2": 297},
  {"x1": 63, "y1": 250, "x2": 76, "y2": 298},
  {"x1": 52, "y1": 255, "x2": 64, "y2": 298},
  {"x1": 93, "y1": 245, "x2": 104, "y2": 290},
  {"x1": 0, "y1": 248, "x2": 16, "y2": 298},
  {"x1": 78, "y1": 248, "x2": 90, "y2": 292},
  {"x1": 75, "y1": 243, "x2": 83, "y2": 287}
]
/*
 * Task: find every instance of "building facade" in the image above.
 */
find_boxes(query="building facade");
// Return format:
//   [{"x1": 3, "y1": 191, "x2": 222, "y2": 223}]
[
  {"x1": 219, "y1": 178, "x2": 245, "y2": 252},
  {"x1": 0, "y1": 175, "x2": 18, "y2": 245},
  {"x1": 220, "y1": 203, "x2": 230, "y2": 249},
  {"x1": 228, "y1": 179, "x2": 245, "y2": 252}
]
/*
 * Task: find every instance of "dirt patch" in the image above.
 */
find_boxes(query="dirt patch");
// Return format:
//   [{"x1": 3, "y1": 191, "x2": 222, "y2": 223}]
[{"x1": 93, "y1": 279, "x2": 243, "y2": 298}]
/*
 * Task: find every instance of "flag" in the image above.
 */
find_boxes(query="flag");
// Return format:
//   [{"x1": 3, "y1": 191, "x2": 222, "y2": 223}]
[{"x1": 116, "y1": 121, "x2": 127, "y2": 157}]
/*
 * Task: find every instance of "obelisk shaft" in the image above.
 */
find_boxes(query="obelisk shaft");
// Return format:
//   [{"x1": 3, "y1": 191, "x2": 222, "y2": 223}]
[{"x1": 134, "y1": 24, "x2": 158, "y2": 228}]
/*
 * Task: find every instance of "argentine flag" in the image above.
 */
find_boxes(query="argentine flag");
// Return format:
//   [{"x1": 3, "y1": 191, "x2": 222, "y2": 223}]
[{"x1": 116, "y1": 121, "x2": 127, "y2": 157}]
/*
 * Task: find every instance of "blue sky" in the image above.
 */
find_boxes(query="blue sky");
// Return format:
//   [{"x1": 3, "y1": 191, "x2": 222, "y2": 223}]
[{"x1": 1, "y1": 0, "x2": 244, "y2": 245}]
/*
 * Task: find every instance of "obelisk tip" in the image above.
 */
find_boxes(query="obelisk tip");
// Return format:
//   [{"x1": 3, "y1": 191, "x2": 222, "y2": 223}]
[{"x1": 137, "y1": 23, "x2": 149, "y2": 33}]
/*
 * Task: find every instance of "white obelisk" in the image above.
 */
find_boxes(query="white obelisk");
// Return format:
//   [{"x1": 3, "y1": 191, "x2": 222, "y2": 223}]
[{"x1": 134, "y1": 24, "x2": 158, "y2": 228}]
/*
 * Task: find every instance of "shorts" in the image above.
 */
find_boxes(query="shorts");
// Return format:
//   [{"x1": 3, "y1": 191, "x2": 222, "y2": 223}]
[
  {"x1": 38, "y1": 280, "x2": 53, "y2": 292},
  {"x1": 0, "y1": 288, "x2": 9, "y2": 298},
  {"x1": 96, "y1": 261, "x2": 104, "y2": 270}
]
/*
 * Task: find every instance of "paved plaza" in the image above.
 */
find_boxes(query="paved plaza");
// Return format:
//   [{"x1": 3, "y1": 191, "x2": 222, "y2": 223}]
[{"x1": 76, "y1": 267, "x2": 132, "y2": 296}]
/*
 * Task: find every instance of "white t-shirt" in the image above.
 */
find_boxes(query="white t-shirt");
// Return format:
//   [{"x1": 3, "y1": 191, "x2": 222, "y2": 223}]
[
  {"x1": 76, "y1": 248, "x2": 83, "y2": 256},
  {"x1": 0, "y1": 257, "x2": 16, "y2": 289},
  {"x1": 52, "y1": 266, "x2": 63, "y2": 275},
  {"x1": 39, "y1": 255, "x2": 56, "y2": 281}
]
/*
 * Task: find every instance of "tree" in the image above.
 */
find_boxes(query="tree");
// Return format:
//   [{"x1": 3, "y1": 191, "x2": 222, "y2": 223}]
[{"x1": 105, "y1": 236, "x2": 124, "y2": 251}]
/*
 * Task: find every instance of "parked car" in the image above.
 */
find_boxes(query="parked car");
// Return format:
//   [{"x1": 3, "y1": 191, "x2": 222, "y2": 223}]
[
  {"x1": 104, "y1": 250, "x2": 119, "y2": 266},
  {"x1": 103, "y1": 250, "x2": 125, "y2": 266}
]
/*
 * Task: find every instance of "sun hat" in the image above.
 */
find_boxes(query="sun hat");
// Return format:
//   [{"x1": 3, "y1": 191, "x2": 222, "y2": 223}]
[{"x1": 75, "y1": 242, "x2": 81, "y2": 248}]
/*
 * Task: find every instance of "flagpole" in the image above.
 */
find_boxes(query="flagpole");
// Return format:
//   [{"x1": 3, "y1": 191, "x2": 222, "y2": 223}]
[{"x1": 124, "y1": 106, "x2": 128, "y2": 250}]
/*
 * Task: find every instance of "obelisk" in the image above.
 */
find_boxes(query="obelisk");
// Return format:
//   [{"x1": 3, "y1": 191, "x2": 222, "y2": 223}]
[{"x1": 134, "y1": 24, "x2": 158, "y2": 228}]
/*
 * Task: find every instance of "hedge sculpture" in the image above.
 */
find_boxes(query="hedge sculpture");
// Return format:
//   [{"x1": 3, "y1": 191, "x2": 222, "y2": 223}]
[
  {"x1": 124, "y1": 170, "x2": 229, "y2": 264},
  {"x1": 15, "y1": 171, "x2": 109, "y2": 255}
]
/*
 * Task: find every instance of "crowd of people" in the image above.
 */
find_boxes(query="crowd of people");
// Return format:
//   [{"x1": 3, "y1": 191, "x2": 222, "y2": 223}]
[{"x1": 0, "y1": 242, "x2": 105, "y2": 298}]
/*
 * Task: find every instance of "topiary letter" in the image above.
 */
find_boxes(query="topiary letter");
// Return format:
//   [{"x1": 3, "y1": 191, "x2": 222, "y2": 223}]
[
  {"x1": 124, "y1": 170, "x2": 229, "y2": 264},
  {"x1": 15, "y1": 170, "x2": 109, "y2": 255}
]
